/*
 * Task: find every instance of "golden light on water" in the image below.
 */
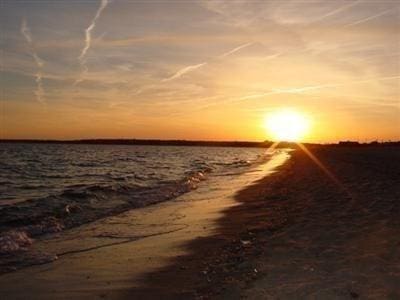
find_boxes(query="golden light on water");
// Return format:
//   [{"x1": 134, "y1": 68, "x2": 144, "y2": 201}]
[{"x1": 264, "y1": 109, "x2": 311, "y2": 142}]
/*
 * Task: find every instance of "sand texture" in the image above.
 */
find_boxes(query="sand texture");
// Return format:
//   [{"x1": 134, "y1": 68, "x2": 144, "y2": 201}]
[
  {"x1": 131, "y1": 146, "x2": 400, "y2": 299},
  {"x1": 1, "y1": 146, "x2": 399, "y2": 299}
]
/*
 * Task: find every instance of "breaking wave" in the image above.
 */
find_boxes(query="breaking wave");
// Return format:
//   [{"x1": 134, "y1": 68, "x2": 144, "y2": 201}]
[
  {"x1": 0, "y1": 169, "x2": 209, "y2": 240},
  {"x1": 0, "y1": 144, "x2": 270, "y2": 268}
]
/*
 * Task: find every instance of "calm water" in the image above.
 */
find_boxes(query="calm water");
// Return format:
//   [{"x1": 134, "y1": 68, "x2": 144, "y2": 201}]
[{"x1": 0, "y1": 144, "x2": 267, "y2": 235}]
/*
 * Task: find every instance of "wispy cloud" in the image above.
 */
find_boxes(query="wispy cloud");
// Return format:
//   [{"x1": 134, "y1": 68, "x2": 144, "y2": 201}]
[
  {"x1": 20, "y1": 19, "x2": 45, "y2": 103},
  {"x1": 238, "y1": 76, "x2": 400, "y2": 101},
  {"x1": 76, "y1": 0, "x2": 109, "y2": 84},
  {"x1": 219, "y1": 42, "x2": 253, "y2": 58},
  {"x1": 310, "y1": 0, "x2": 361, "y2": 23},
  {"x1": 236, "y1": 85, "x2": 325, "y2": 101},
  {"x1": 345, "y1": 9, "x2": 392, "y2": 27},
  {"x1": 182, "y1": 75, "x2": 400, "y2": 116},
  {"x1": 160, "y1": 42, "x2": 253, "y2": 83},
  {"x1": 79, "y1": 0, "x2": 108, "y2": 62},
  {"x1": 161, "y1": 63, "x2": 207, "y2": 82}
]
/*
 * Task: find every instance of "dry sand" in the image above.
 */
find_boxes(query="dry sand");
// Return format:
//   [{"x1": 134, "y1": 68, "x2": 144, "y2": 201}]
[
  {"x1": 129, "y1": 146, "x2": 400, "y2": 299},
  {"x1": 1, "y1": 146, "x2": 399, "y2": 299}
]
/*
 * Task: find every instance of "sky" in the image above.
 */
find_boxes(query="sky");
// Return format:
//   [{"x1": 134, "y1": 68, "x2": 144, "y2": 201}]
[{"x1": 1, "y1": 0, "x2": 399, "y2": 142}]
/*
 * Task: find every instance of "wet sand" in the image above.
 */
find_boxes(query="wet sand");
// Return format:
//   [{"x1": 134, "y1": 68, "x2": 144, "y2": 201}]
[
  {"x1": 1, "y1": 146, "x2": 399, "y2": 299},
  {"x1": 0, "y1": 150, "x2": 288, "y2": 299},
  {"x1": 129, "y1": 146, "x2": 400, "y2": 299}
]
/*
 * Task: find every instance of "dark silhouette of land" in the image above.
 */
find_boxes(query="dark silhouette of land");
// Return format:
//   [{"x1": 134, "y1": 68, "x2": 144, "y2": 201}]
[
  {"x1": 1, "y1": 139, "x2": 273, "y2": 148},
  {"x1": 1, "y1": 138, "x2": 399, "y2": 148}
]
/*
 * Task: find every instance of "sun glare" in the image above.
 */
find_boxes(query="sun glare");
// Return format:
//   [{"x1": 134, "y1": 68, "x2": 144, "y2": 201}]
[{"x1": 265, "y1": 109, "x2": 311, "y2": 142}]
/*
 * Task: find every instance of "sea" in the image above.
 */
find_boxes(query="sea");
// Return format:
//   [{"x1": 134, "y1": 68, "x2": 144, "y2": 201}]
[{"x1": 0, "y1": 143, "x2": 287, "y2": 272}]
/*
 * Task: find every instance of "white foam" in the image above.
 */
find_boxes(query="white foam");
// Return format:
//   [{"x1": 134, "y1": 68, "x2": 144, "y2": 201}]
[{"x1": 0, "y1": 230, "x2": 33, "y2": 254}]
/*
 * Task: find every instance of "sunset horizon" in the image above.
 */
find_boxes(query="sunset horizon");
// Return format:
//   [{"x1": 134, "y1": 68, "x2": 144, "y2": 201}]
[
  {"x1": 2, "y1": 1, "x2": 399, "y2": 143},
  {"x1": 1, "y1": 1, "x2": 399, "y2": 299}
]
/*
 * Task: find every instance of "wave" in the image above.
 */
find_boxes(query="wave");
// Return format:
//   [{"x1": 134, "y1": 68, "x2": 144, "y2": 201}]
[
  {"x1": 0, "y1": 230, "x2": 58, "y2": 274},
  {"x1": 0, "y1": 144, "x2": 272, "y2": 270},
  {"x1": 0, "y1": 168, "x2": 211, "y2": 257},
  {"x1": 0, "y1": 147, "x2": 281, "y2": 276},
  {"x1": 0, "y1": 230, "x2": 32, "y2": 255}
]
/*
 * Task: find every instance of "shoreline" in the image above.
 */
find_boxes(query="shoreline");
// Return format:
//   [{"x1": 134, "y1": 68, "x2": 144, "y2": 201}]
[
  {"x1": 128, "y1": 146, "x2": 400, "y2": 298},
  {"x1": 1, "y1": 146, "x2": 399, "y2": 299},
  {"x1": 127, "y1": 149, "x2": 297, "y2": 298},
  {"x1": 0, "y1": 150, "x2": 290, "y2": 299}
]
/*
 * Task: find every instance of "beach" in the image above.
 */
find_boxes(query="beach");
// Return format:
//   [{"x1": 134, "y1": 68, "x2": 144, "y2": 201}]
[
  {"x1": 1, "y1": 146, "x2": 399, "y2": 299},
  {"x1": 130, "y1": 145, "x2": 400, "y2": 299},
  {"x1": 3, "y1": 0, "x2": 399, "y2": 298}
]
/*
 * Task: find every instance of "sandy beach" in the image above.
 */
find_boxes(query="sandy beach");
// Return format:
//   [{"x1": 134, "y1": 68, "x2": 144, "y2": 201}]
[
  {"x1": 0, "y1": 149, "x2": 288, "y2": 299},
  {"x1": 3, "y1": 0, "x2": 399, "y2": 298},
  {"x1": 128, "y1": 145, "x2": 400, "y2": 299},
  {"x1": 1, "y1": 146, "x2": 399, "y2": 299}
]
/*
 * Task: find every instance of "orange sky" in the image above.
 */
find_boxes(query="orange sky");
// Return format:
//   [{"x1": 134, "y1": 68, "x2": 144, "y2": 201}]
[{"x1": 1, "y1": 1, "x2": 399, "y2": 142}]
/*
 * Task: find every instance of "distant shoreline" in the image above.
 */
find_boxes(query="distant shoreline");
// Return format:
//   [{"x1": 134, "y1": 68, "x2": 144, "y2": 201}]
[
  {"x1": 0, "y1": 139, "x2": 271, "y2": 148},
  {"x1": 1, "y1": 139, "x2": 399, "y2": 148}
]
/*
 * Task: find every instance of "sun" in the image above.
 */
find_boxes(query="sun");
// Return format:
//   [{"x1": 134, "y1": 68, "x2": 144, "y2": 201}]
[{"x1": 264, "y1": 109, "x2": 311, "y2": 142}]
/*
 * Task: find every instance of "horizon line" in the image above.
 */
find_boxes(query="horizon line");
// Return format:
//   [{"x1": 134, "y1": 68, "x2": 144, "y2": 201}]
[{"x1": 1, "y1": 138, "x2": 399, "y2": 146}]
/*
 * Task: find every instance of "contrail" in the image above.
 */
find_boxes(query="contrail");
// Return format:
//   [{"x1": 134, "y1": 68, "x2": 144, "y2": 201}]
[
  {"x1": 311, "y1": 0, "x2": 361, "y2": 23},
  {"x1": 345, "y1": 9, "x2": 391, "y2": 27},
  {"x1": 21, "y1": 19, "x2": 45, "y2": 103},
  {"x1": 79, "y1": 0, "x2": 108, "y2": 61},
  {"x1": 238, "y1": 76, "x2": 400, "y2": 101},
  {"x1": 237, "y1": 85, "x2": 324, "y2": 101},
  {"x1": 76, "y1": 0, "x2": 109, "y2": 84},
  {"x1": 170, "y1": 75, "x2": 400, "y2": 116},
  {"x1": 34, "y1": 72, "x2": 45, "y2": 104},
  {"x1": 219, "y1": 42, "x2": 253, "y2": 58},
  {"x1": 160, "y1": 43, "x2": 253, "y2": 83},
  {"x1": 161, "y1": 63, "x2": 207, "y2": 82}
]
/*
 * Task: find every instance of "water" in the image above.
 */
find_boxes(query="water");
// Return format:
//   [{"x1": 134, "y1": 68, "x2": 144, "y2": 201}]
[
  {"x1": 0, "y1": 143, "x2": 288, "y2": 273},
  {"x1": 0, "y1": 143, "x2": 269, "y2": 233}
]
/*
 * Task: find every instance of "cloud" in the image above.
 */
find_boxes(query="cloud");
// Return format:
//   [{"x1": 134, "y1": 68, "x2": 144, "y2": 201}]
[
  {"x1": 219, "y1": 42, "x2": 253, "y2": 58},
  {"x1": 345, "y1": 9, "x2": 392, "y2": 27},
  {"x1": 309, "y1": 0, "x2": 361, "y2": 23},
  {"x1": 79, "y1": 0, "x2": 108, "y2": 62},
  {"x1": 76, "y1": 0, "x2": 109, "y2": 84},
  {"x1": 34, "y1": 72, "x2": 45, "y2": 103},
  {"x1": 20, "y1": 19, "x2": 45, "y2": 103},
  {"x1": 235, "y1": 86, "x2": 322, "y2": 101},
  {"x1": 161, "y1": 63, "x2": 207, "y2": 82},
  {"x1": 160, "y1": 43, "x2": 253, "y2": 83},
  {"x1": 237, "y1": 76, "x2": 400, "y2": 101}
]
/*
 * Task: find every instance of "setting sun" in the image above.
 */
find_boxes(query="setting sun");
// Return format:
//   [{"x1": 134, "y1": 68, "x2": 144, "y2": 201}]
[
  {"x1": 1, "y1": 1, "x2": 400, "y2": 298},
  {"x1": 265, "y1": 109, "x2": 311, "y2": 142}
]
